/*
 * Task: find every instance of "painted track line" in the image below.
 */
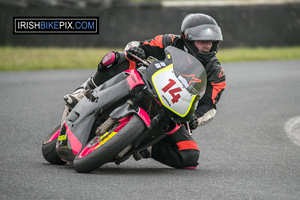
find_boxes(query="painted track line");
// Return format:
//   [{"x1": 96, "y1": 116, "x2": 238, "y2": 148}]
[{"x1": 284, "y1": 116, "x2": 300, "y2": 146}]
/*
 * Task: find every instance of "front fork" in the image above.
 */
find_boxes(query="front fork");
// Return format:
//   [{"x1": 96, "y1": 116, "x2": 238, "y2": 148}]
[
  {"x1": 61, "y1": 105, "x2": 70, "y2": 125},
  {"x1": 185, "y1": 122, "x2": 192, "y2": 136}
]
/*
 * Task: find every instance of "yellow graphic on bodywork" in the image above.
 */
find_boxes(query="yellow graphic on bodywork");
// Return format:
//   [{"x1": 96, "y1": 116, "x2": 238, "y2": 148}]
[
  {"x1": 94, "y1": 131, "x2": 118, "y2": 150},
  {"x1": 58, "y1": 135, "x2": 67, "y2": 141}
]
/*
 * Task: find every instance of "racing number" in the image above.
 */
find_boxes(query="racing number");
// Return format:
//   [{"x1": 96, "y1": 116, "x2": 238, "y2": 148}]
[{"x1": 162, "y1": 79, "x2": 182, "y2": 103}]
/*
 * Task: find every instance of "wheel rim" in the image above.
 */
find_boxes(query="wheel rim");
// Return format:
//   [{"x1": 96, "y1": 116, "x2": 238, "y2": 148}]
[{"x1": 77, "y1": 116, "x2": 132, "y2": 159}]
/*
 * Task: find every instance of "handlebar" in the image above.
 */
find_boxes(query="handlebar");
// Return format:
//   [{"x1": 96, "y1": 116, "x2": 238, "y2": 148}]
[{"x1": 126, "y1": 50, "x2": 151, "y2": 67}]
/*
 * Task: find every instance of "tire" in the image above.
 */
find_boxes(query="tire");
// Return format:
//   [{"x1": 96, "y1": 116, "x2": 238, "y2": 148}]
[
  {"x1": 73, "y1": 114, "x2": 145, "y2": 173},
  {"x1": 42, "y1": 124, "x2": 67, "y2": 165}
]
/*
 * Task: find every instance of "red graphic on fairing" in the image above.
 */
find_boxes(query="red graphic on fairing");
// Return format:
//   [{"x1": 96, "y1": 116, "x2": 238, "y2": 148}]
[
  {"x1": 138, "y1": 108, "x2": 151, "y2": 127},
  {"x1": 47, "y1": 128, "x2": 60, "y2": 143},
  {"x1": 124, "y1": 69, "x2": 145, "y2": 89},
  {"x1": 64, "y1": 122, "x2": 82, "y2": 155},
  {"x1": 180, "y1": 74, "x2": 202, "y2": 86},
  {"x1": 162, "y1": 79, "x2": 182, "y2": 104}
]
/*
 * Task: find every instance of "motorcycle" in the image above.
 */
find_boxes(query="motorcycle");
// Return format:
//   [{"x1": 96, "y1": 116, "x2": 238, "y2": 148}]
[{"x1": 42, "y1": 46, "x2": 207, "y2": 173}]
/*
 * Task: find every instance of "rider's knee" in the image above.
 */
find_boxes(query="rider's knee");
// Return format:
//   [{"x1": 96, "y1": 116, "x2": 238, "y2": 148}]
[
  {"x1": 98, "y1": 51, "x2": 120, "y2": 72},
  {"x1": 178, "y1": 149, "x2": 200, "y2": 169}
]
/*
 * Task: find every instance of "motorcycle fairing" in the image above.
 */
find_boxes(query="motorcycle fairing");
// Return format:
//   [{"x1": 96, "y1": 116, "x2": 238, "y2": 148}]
[
  {"x1": 152, "y1": 64, "x2": 197, "y2": 118},
  {"x1": 110, "y1": 103, "x2": 151, "y2": 127},
  {"x1": 46, "y1": 128, "x2": 60, "y2": 143},
  {"x1": 124, "y1": 69, "x2": 144, "y2": 90},
  {"x1": 56, "y1": 70, "x2": 145, "y2": 163},
  {"x1": 137, "y1": 107, "x2": 151, "y2": 127},
  {"x1": 63, "y1": 122, "x2": 82, "y2": 154}
]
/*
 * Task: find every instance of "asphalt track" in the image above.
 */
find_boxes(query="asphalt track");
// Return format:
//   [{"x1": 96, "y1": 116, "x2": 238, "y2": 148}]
[{"x1": 1, "y1": 60, "x2": 300, "y2": 200}]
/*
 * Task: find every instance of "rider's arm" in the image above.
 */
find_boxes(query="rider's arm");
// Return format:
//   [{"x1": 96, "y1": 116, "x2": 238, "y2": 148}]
[
  {"x1": 194, "y1": 58, "x2": 226, "y2": 126},
  {"x1": 139, "y1": 34, "x2": 178, "y2": 60},
  {"x1": 124, "y1": 34, "x2": 178, "y2": 69}
]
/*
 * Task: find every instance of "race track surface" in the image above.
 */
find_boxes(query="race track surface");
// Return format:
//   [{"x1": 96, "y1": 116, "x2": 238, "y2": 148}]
[{"x1": 1, "y1": 60, "x2": 300, "y2": 200}]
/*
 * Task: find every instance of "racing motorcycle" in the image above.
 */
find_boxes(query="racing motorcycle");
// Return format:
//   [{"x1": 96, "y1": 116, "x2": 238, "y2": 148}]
[{"x1": 42, "y1": 46, "x2": 207, "y2": 173}]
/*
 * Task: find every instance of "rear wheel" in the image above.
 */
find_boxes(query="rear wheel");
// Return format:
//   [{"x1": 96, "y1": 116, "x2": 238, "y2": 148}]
[
  {"x1": 73, "y1": 114, "x2": 145, "y2": 173},
  {"x1": 42, "y1": 125, "x2": 67, "y2": 165}
]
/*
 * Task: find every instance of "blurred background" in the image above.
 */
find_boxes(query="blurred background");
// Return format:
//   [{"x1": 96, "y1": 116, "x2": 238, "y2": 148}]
[{"x1": 1, "y1": 0, "x2": 300, "y2": 48}]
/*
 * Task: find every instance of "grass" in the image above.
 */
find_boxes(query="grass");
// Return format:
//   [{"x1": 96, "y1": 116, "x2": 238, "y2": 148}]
[
  {"x1": 0, "y1": 46, "x2": 300, "y2": 71},
  {"x1": 217, "y1": 46, "x2": 300, "y2": 62},
  {"x1": 0, "y1": 46, "x2": 120, "y2": 71}
]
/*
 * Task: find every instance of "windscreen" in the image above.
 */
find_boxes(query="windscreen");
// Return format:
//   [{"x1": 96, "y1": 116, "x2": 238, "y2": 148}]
[{"x1": 164, "y1": 46, "x2": 207, "y2": 97}]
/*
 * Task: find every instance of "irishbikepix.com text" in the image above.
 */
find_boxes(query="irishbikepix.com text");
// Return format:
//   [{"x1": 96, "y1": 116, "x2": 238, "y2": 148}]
[{"x1": 13, "y1": 17, "x2": 99, "y2": 34}]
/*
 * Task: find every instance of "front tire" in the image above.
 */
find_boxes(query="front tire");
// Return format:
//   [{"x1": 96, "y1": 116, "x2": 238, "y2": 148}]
[
  {"x1": 73, "y1": 114, "x2": 145, "y2": 173},
  {"x1": 42, "y1": 125, "x2": 67, "y2": 165}
]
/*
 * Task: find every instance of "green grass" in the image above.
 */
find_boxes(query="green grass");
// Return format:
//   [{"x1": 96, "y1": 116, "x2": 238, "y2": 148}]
[
  {"x1": 0, "y1": 46, "x2": 300, "y2": 71},
  {"x1": 0, "y1": 46, "x2": 121, "y2": 71},
  {"x1": 217, "y1": 46, "x2": 300, "y2": 62}
]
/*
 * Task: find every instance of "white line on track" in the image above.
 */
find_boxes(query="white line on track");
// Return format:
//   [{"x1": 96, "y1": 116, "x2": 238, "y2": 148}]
[{"x1": 284, "y1": 116, "x2": 300, "y2": 147}]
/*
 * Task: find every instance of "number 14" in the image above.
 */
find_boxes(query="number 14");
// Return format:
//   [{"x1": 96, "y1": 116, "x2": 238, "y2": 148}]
[{"x1": 161, "y1": 79, "x2": 182, "y2": 103}]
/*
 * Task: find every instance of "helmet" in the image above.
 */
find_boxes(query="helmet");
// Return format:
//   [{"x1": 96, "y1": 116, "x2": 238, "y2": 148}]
[{"x1": 181, "y1": 13, "x2": 223, "y2": 63}]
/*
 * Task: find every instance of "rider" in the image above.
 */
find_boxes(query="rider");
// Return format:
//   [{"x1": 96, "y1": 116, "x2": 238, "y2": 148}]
[{"x1": 64, "y1": 13, "x2": 226, "y2": 169}]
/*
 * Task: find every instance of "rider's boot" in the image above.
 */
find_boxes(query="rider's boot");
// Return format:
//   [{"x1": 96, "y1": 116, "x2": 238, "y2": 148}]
[
  {"x1": 139, "y1": 146, "x2": 152, "y2": 159},
  {"x1": 64, "y1": 51, "x2": 121, "y2": 109},
  {"x1": 92, "y1": 51, "x2": 122, "y2": 86},
  {"x1": 64, "y1": 77, "x2": 97, "y2": 109}
]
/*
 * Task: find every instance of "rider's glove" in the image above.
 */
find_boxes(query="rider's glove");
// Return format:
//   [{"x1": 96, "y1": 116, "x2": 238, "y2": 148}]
[
  {"x1": 189, "y1": 114, "x2": 199, "y2": 130},
  {"x1": 188, "y1": 108, "x2": 217, "y2": 130},
  {"x1": 197, "y1": 109, "x2": 217, "y2": 126},
  {"x1": 127, "y1": 46, "x2": 146, "y2": 59}
]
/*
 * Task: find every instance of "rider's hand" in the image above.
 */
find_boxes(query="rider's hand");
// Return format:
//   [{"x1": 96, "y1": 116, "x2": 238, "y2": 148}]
[
  {"x1": 127, "y1": 46, "x2": 146, "y2": 59},
  {"x1": 189, "y1": 115, "x2": 199, "y2": 130}
]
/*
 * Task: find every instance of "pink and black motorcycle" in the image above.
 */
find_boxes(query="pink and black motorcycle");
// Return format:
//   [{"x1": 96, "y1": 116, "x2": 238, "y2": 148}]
[{"x1": 42, "y1": 46, "x2": 207, "y2": 173}]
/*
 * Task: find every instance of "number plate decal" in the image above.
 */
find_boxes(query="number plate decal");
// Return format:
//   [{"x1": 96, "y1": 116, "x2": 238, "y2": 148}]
[{"x1": 152, "y1": 64, "x2": 196, "y2": 117}]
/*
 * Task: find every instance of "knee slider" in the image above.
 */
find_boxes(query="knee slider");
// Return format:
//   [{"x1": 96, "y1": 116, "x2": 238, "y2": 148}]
[
  {"x1": 98, "y1": 51, "x2": 120, "y2": 72},
  {"x1": 180, "y1": 148, "x2": 200, "y2": 168}
]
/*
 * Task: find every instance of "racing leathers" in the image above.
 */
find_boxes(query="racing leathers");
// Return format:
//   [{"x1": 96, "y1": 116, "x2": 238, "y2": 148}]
[
  {"x1": 138, "y1": 34, "x2": 226, "y2": 125},
  {"x1": 90, "y1": 34, "x2": 226, "y2": 169}
]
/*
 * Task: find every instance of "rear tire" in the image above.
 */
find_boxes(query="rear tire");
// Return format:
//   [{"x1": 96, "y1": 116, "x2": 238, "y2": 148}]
[
  {"x1": 73, "y1": 115, "x2": 145, "y2": 173},
  {"x1": 42, "y1": 125, "x2": 67, "y2": 165}
]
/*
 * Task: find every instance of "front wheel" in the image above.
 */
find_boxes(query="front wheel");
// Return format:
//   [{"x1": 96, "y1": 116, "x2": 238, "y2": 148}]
[
  {"x1": 42, "y1": 124, "x2": 67, "y2": 165},
  {"x1": 73, "y1": 114, "x2": 146, "y2": 173}
]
